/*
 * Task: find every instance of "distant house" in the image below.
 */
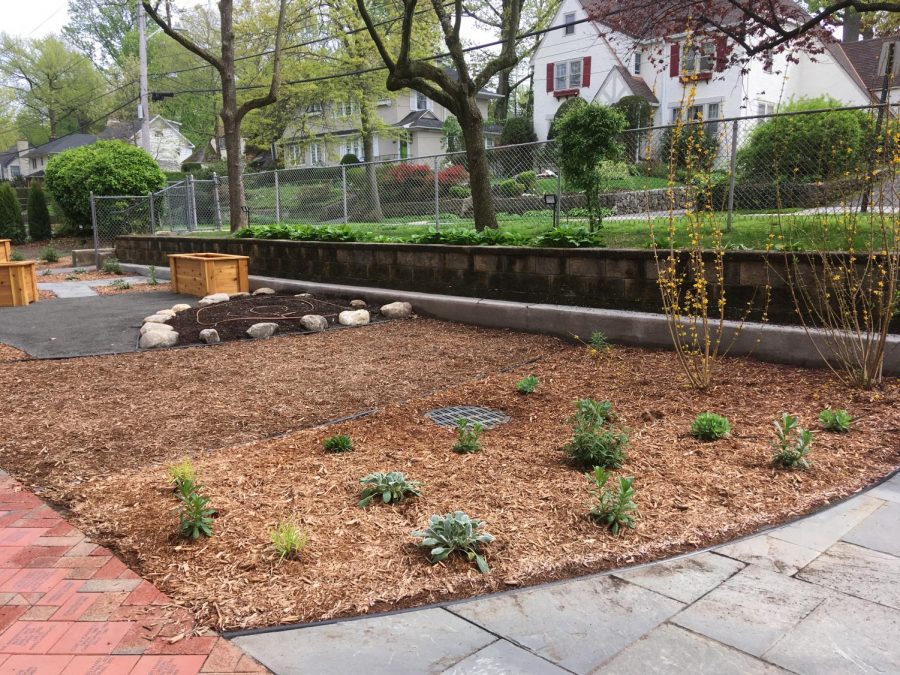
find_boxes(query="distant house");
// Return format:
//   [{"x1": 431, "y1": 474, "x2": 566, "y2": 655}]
[
  {"x1": 19, "y1": 134, "x2": 98, "y2": 181},
  {"x1": 280, "y1": 71, "x2": 502, "y2": 167},
  {"x1": 100, "y1": 116, "x2": 195, "y2": 172},
  {"x1": 841, "y1": 37, "x2": 900, "y2": 105},
  {"x1": 0, "y1": 142, "x2": 30, "y2": 182},
  {"x1": 529, "y1": 0, "x2": 875, "y2": 140}
]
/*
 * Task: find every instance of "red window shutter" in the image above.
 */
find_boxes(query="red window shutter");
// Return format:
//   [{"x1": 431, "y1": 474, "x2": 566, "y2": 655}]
[
  {"x1": 669, "y1": 43, "x2": 680, "y2": 77},
  {"x1": 546, "y1": 62, "x2": 555, "y2": 92},
  {"x1": 583, "y1": 56, "x2": 592, "y2": 87},
  {"x1": 714, "y1": 36, "x2": 728, "y2": 72}
]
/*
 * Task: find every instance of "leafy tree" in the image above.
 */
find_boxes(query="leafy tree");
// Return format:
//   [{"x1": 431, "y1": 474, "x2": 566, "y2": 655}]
[
  {"x1": 738, "y1": 97, "x2": 873, "y2": 181},
  {"x1": 26, "y1": 184, "x2": 52, "y2": 241},
  {"x1": 45, "y1": 140, "x2": 165, "y2": 234},
  {"x1": 612, "y1": 96, "x2": 653, "y2": 130},
  {"x1": 0, "y1": 183, "x2": 27, "y2": 244},
  {"x1": 499, "y1": 117, "x2": 537, "y2": 145},
  {"x1": 548, "y1": 97, "x2": 587, "y2": 141},
  {"x1": 555, "y1": 102, "x2": 626, "y2": 228},
  {"x1": 63, "y1": 0, "x2": 136, "y2": 69},
  {"x1": 443, "y1": 117, "x2": 464, "y2": 153}
]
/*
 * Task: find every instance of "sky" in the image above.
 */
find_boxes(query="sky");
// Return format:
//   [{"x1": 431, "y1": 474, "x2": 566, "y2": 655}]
[{"x1": 3, "y1": 0, "x2": 71, "y2": 38}]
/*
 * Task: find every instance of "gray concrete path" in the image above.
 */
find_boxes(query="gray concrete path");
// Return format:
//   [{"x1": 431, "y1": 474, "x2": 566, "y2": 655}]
[
  {"x1": 232, "y1": 473, "x2": 900, "y2": 675},
  {"x1": 0, "y1": 291, "x2": 190, "y2": 357},
  {"x1": 38, "y1": 276, "x2": 156, "y2": 298}
]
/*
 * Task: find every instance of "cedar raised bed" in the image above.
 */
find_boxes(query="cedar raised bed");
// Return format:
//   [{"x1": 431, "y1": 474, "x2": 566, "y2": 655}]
[
  {"x1": 0, "y1": 239, "x2": 10, "y2": 263},
  {"x1": 0, "y1": 261, "x2": 38, "y2": 307},
  {"x1": 168, "y1": 252, "x2": 249, "y2": 297}
]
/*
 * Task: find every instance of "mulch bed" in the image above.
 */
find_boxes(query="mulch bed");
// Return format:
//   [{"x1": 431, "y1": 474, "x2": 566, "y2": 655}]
[
  {"x1": 36, "y1": 270, "x2": 135, "y2": 283},
  {"x1": 0, "y1": 343, "x2": 29, "y2": 362},
  {"x1": 37, "y1": 290, "x2": 57, "y2": 301},
  {"x1": 61, "y1": 340, "x2": 900, "y2": 631},
  {"x1": 95, "y1": 282, "x2": 173, "y2": 296},
  {"x1": 168, "y1": 294, "x2": 387, "y2": 344}
]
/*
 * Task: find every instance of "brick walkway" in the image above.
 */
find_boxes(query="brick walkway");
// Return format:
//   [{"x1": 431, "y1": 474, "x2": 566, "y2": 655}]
[{"x1": 0, "y1": 471, "x2": 264, "y2": 674}]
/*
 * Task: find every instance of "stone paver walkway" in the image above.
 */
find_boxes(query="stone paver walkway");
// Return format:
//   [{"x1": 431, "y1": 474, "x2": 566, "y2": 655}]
[
  {"x1": 233, "y1": 472, "x2": 900, "y2": 674},
  {"x1": 0, "y1": 471, "x2": 264, "y2": 674}
]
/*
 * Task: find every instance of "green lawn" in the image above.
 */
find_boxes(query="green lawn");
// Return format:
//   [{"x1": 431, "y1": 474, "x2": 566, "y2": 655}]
[{"x1": 536, "y1": 175, "x2": 674, "y2": 195}]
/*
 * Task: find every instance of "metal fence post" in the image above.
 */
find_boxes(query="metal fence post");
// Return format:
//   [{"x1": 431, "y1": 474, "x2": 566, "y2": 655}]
[
  {"x1": 434, "y1": 155, "x2": 440, "y2": 230},
  {"x1": 90, "y1": 191, "x2": 100, "y2": 267},
  {"x1": 188, "y1": 175, "x2": 198, "y2": 231},
  {"x1": 341, "y1": 165, "x2": 348, "y2": 225},
  {"x1": 212, "y1": 172, "x2": 223, "y2": 230},
  {"x1": 274, "y1": 169, "x2": 281, "y2": 224},
  {"x1": 148, "y1": 192, "x2": 155, "y2": 234},
  {"x1": 726, "y1": 119, "x2": 739, "y2": 233},
  {"x1": 555, "y1": 166, "x2": 562, "y2": 228}
]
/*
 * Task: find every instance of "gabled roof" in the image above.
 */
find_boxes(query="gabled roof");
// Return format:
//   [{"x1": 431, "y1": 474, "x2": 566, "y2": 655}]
[
  {"x1": 395, "y1": 110, "x2": 444, "y2": 130},
  {"x1": 22, "y1": 134, "x2": 97, "y2": 158},
  {"x1": 612, "y1": 66, "x2": 659, "y2": 104},
  {"x1": 99, "y1": 116, "x2": 195, "y2": 148},
  {"x1": 183, "y1": 140, "x2": 221, "y2": 166},
  {"x1": 840, "y1": 37, "x2": 900, "y2": 91},
  {"x1": 0, "y1": 147, "x2": 19, "y2": 168}
]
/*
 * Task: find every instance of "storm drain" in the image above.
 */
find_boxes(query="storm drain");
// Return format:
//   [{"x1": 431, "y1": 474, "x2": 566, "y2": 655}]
[{"x1": 426, "y1": 406, "x2": 510, "y2": 429}]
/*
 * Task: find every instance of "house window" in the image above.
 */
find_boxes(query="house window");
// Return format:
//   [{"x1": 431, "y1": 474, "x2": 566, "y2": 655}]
[
  {"x1": 555, "y1": 59, "x2": 582, "y2": 90},
  {"x1": 683, "y1": 43, "x2": 715, "y2": 74},
  {"x1": 10, "y1": 166, "x2": 20, "y2": 177},
  {"x1": 563, "y1": 12, "x2": 575, "y2": 35},
  {"x1": 310, "y1": 143, "x2": 323, "y2": 164},
  {"x1": 335, "y1": 100, "x2": 355, "y2": 118},
  {"x1": 306, "y1": 101, "x2": 323, "y2": 114},
  {"x1": 756, "y1": 101, "x2": 776, "y2": 117},
  {"x1": 485, "y1": 136, "x2": 495, "y2": 149},
  {"x1": 343, "y1": 138, "x2": 364, "y2": 160},
  {"x1": 287, "y1": 144, "x2": 303, "y2": 166},
  {"x1": 672, "y1": 101, "x2": 722, "y2": 130},
  {"x1": 30, "y1": 158, "x2": 37, "y2": 170},
  {"x1": 706, "y1": 102, "x2": 720, "y2": 132},
  {"x1": 416, "y1": 92, "x2": 428, "y2": 110},
  {"x1": 633, "y1": 52, "x2": 642, "y2": 75}
]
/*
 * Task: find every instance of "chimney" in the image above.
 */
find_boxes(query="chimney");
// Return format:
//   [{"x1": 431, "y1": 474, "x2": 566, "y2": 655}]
[
  {"x1": 16, "y1": 140, "x2": 29, "y2": 157},
  {"x1": 843, "y1": 9, "x2": 860, "y2": 43}
]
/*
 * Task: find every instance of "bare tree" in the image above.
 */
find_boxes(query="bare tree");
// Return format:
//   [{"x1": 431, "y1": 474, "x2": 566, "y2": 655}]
[
  {"x1": 355, "y1": 0, "x2": 526, "y2": 230},
  {"x1": 142, "y1": 0, "x2": 288, "y2": 231}
]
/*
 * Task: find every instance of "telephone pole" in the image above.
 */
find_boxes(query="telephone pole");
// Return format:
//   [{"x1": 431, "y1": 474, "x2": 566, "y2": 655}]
[{"x1": 137, "y1": 0, "x2": 151, "y2": 153}]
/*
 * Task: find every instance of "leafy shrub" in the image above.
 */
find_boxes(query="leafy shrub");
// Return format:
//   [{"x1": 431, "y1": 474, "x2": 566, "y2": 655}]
[
  {"x1": 412, "y1": 511, "x2": 494, "y2": 573},
  {"x1": 452, "y1": 419, "x2": 484, "y2": 454},
  {"x1": 532, "y1": 225, "x2": 604, "y2": 248},
  {"x1": 380, "y1": 163, "x2": 433, "y2": 202},
  {"x1": 548, "y1": 97, "x2": 588, "y2": 140},
  {"x1": 819, "y1": 408, "x2": 852, "y2": 432},
  {"x1": 45, "y1": 140, "x2": 165, "y2": 234},
  {"x1": 270, "y1": 520, "x2": 309, "y2": 560},
  {"x1": 110, "y1": 279, "x2": 131, "y2": 290},
  {"x1": 340, "y1": 153, "x2": 361, "y2": 165},
  {"x1": 102, "y1": 257, "x2": 123, "y2": 274},
  {"x1": 613, "y1": 95, "x2": 654, "y2": 130},
  {"x1": 690, "y1": 412, "x2": 732, "y2": 441},
  {"x1": 40, "y1": 247, "x2": 60, "y2": 263},
  {"x1": 437, "y1": 164, "x2": 469, "y2": 193},
  {"x1": 27, "y1": 184, "x2": 52, "y2": 241},
  {"x1": 323, "y1": 434, "x2": 353, "y2": 453},
  {"x1": 0, "y1": 183, "x2": 26, "y2": 244},
  {"x1": 563, "y1": 399, "x2": 628, "y2": 469},
  {"x1": 358, "y1": 471, "x2": 422, "y2": 507},
  {"x1": 448, "y1": 185, "x2": 471, "y2": 198},
  {"x1": 597, "y1": 160, "x2": 631, "y2": 181},
  {"x1": 516, "y1": 375, "x2": 539, "y2": 394},
  {"x1": 516, "y1": 170, "x2": 537, "y2": 193},
  {"x1": 167, "y1": 458, "x2": 196, "y2": 490},
  {"x1": 590, "y1": 331, "x2": 609, "y2": 350},
  {"x1": 660, "y1": 123, "x2": 720, "y2": 172},
  {"x1": 499, "y1": 116, "x2": 537, "y2": 146},
  {"x1": 587, "y1": 467, "x2": 637, "y2": 534},
  {"x1": 177, "y1": 490, "x2": 215, "y2": 539},
  {"x1": 494, "y1": 178, "x2": 525, "y2": 198},
  {"x1": 9, "y1": 250, "x2": 24, "y2": 261},
  {"x1": 772, "y1": 414, "x2": 813, "y2": 469},
  {"x1": 147, "y1": 265, "x2": 159, "y2": 286}
]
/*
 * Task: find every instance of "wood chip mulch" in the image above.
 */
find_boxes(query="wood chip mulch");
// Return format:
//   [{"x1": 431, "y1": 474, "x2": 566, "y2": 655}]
[
  {"x1": 36, "y1": 270, "x2": 136, "y2": 283},
  {"x1": 0, "y1": 343, "x2": 29, "y2": 362},
  {"x1": 37, "y1": 290, "x2": 57, "y2": 301},
  {"x1": 94, "y1": 282, "x2": 173, "y2": 296},
  {"x1": 57, "y1": 338, "x2": 900, "y2": 631}
]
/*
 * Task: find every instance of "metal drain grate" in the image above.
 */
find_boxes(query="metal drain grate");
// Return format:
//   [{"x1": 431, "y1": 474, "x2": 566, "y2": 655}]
[{"x1": 426, "y1": 406, "x2": 510, "y2": 429}]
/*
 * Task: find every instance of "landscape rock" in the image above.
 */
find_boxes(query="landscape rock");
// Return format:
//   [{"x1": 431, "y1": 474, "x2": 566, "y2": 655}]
[
  {"x1": 230, "y1": 292, "x2": 251, "y2": 299},
  {"x1": 300, "y1": 315, "x2": 329, "y2": 332},
  {"x1": 154, "y1": 309, "x2": 177, "y2": 320},
  {"x1": 143, "y1": 313, "x2": 172, "y2": 324},
  {"x1": 350, "y1": 299, "x2": 367, "y2": 309},
  {"x1": 253, "y1": 287, "x2": 276, "y2": 296},
  {"x1": 198, "y1": 293, "x2": 230, "y2": 307},
  {"x1": 140, "y1": 322, "x2": 174, "y2": 336},
  {"x1": 171, "y1": 304, "x2": 192, "y2": 313},
  {"x1": 199, "y1": 329, "x2": 221, "y2": 344},
  {"x1": 380, "y1": 301, "x2": 413, "y2": 319},
  {"x1": 139, "y1": 330, "x2": 178, "y2": 349},
  {"x1": 338, "y1": 310, "x2": 370, "y2": 326},
  {"x1": 247, "y1": 322, "x2": 279, "y2": 339}
]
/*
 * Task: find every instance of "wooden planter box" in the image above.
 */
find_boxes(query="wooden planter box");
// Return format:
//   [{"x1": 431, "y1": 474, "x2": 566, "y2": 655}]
[
  {"x1": 0, "y1": 261, "x2": 38, "y2": 307},
  {"x1": 168, "y1": 252, "x2": 250, "y2": 297},
  {"x1": 0, "y1": 240, "x2": 10, "y2": 263}
]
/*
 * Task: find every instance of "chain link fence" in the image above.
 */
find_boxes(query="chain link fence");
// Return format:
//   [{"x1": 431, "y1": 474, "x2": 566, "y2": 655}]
[{"x1": 91, "y1": 103, "x2": 899, "y2": 255}]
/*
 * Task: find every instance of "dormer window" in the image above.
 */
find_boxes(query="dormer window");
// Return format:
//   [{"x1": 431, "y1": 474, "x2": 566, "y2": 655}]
[
  {"x1": 563, "y1": 12, "x2": 575, "y2": 35},
  {"x1": 555, "y1": 59, "x2": 582, "y2": 90},
  {"x1": 633, "y1": 52, "x2": 642, "y2": 75},
  {"x1": 415, "y1": 91, "x2": 428, "y2": 110}
]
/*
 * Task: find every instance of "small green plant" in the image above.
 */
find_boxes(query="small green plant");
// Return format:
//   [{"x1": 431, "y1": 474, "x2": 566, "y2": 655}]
[
  {"x1": 65, "y1": 273, "x2": 78, "y2": 281},
  {"x1": 147, "y1": 264, "x2": 159, "y2": 286},
  {"x1": 690, "y1": 412, "x2": 732, "y2": 441},
  {"x1": 587, "y1": 467, "x2": 637, "y2": 534},
  {"x1": 516, "y1": 375, "x2": 539, "y2": 395},
  {"x1": 590, "y1": 331, "x2": 609, "y2": 350},
  {"x1": 452, "y1": 418, "x2": 484, "y2": 454},
  {"x1": 358, "y1": 471, "x2": 422, "y2": 507},
  {"x1": 40, "y1": 247, "x2": 60, "y2": 263},
  {"x1": 323, "y1": 434, "x2": 353, "y2": 453},
  {"x1": 412, "y1": 511, "x2": 494, "y2": 573},
  {"x1": 270, "y1": 520, "x2": 309, "y2": 561},
  {"x1": 9, "y1": 250, "x2": 24, "y2": 262},
  {"x1": 818, "y1": 408, "x2": 852, "y2": 433},
  {"x1": 110, "y1": 279, "x2": 131, "y2": 290},
  {"x1": 102, "y1": 257, "x2": 123, "y2": 275},
  {"x1": 772, "y1": 414, "x2": 813, "y2": 470},
  {"x1": 563, "y1": 399, "x2": 628, "y2": 469},
  {"x1": 41, "y1": 268, "x2": 51, "y2": 276},
  {"x1": 167, "y1": 458, "x2": 196, "y2": 488},
  {"x1": 177, "y1": 491, "x2": 215, "y2": 539}
]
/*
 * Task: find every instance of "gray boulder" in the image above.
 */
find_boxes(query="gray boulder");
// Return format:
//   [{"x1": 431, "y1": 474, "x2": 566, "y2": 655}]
[
  {"x1": 143, "y1": 313, "x2": 172, "y2": 324},
  {"x1": 140, "y1": 322, "x2": 173, "y2": 336},
  {"x1": 338, "y1": 310, "x2": 370, "y2": 326},
  {"x1": 140, "y1": 330, "x2": 178, "y2": 349},
  {"x1": 253, "y1": 287, "x2": 276, "y2": 296},
  {"x1": 154, "y1": 309, "x2": 177, "y2": 320},
  {"x1": 171, "y1": 303, "x2": 192, "y2": 313},
  {"x1": 350, "y1": 299, "x2": 367, "y2": 309},
  {"x1": 300, "y1": 314, "x2": 328, "y2": 332},
  {"x1": 380, "y1": 301, "x2": 413, "y2": 319},
  {"x1": 229, "y1": 292, "x2": 251, "y2": 299},
  {"x1": 247, "y1": 322, "x2": 279, "y2": 339},
  {"x1": 198, "y1": 293, "x2": 230, "y2": 307},
  {"x1": 199, "y1": 329, "x2": 221, "y2": 344}
]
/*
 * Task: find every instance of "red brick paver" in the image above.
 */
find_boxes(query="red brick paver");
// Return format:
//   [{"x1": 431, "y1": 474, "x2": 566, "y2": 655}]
[{"x1": 0, "y1": 472, "x2": 266, "y2": 674}]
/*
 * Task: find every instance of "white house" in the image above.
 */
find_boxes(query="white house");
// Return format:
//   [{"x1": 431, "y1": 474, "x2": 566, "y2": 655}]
[
  {"x1": 530, "y1": 0, "x2": 874, "y2": 141},
  {"x1": 100, "y1": 116, "x2": 195, "y2": 172},
  {"x1": 841, "y1": 37, "x2": 900, "y2": 105}
]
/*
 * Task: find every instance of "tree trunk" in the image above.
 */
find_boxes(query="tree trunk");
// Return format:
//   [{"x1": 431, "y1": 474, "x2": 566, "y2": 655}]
[
  {"x1": 221, "y1": 82, "x2": 247, "y2": 232},
  {"x1": 457, "y1": 99, "x2": 497, "y2": 231},
  {"x1": 360, "y1": 105, "x2": 383, "y2": 222},
  {"x1": 494, "y1": 66, "x2": 513, "y2": 121}
]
